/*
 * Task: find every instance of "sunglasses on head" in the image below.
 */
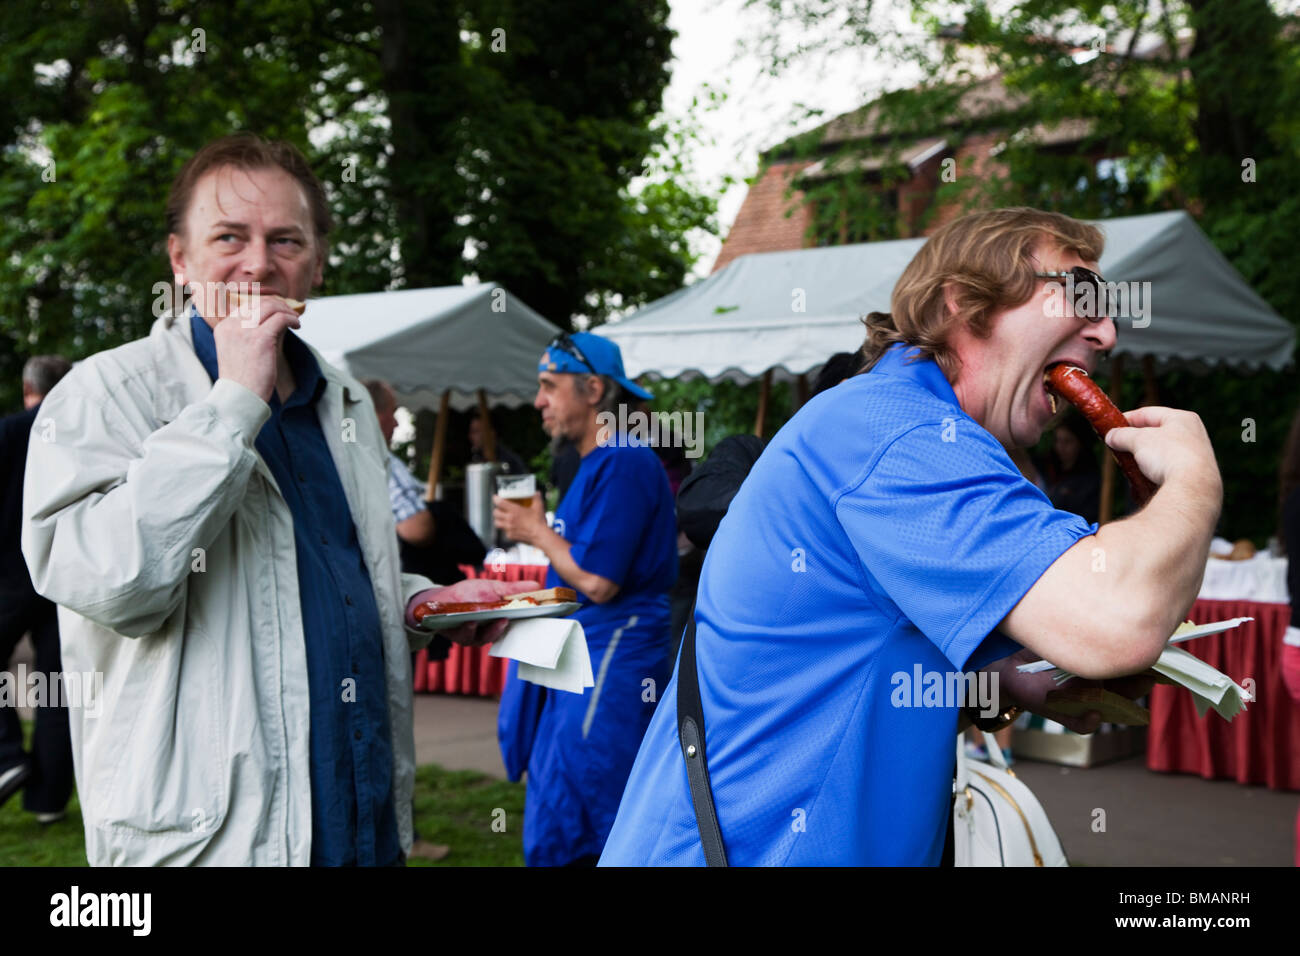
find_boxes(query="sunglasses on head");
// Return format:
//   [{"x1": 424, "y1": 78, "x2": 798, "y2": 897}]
[
  {"x1": 547, "y1": 332, "x2": 597, "y2": 375},
  {"x1": 1034, "y1": 266, "x2": 1111, "y2": 323}
]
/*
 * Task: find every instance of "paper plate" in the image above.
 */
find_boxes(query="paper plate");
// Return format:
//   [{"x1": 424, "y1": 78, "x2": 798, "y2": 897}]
[{"x1": 417, "y1": 602, "x2": 581, "y2": 632}]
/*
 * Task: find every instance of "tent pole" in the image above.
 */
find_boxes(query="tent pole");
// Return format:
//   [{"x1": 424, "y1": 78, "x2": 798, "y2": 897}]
[
  {"x1": 754, "y1": 370, "x2": 772, "y2": 437},
  {"x1": 1142, "y1": 355, "x2": 1158, "y2": 406},
  {"x1": 795, "y1": 373, "x2": 810, "y2": 410},
  {"x1": 426, "y1": 390, "x2": 450, "y2": 503},
  {"x1": 1098, "y1": 357, "x2": 1124, "y2": 524},
  {"x1": 477, "y1": 389, "x2": 498, "y2": 463}
]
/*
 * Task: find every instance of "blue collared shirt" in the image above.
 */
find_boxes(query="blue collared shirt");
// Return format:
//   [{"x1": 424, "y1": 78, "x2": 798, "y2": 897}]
[
  {"x1": 190, "y1": 311, "x2": 399, "y2": 866},
  {"x1": 601, "y1": 342, "x2": 1096, "y2": 866}
]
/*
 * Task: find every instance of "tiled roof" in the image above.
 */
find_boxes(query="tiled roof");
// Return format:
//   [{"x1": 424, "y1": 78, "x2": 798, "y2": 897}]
[{"x1": 711, "y1": 162, "x2": 815, "y2": 273}]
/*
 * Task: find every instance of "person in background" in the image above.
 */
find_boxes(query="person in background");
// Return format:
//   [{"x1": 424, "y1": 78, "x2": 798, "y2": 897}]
[
  {"x1": 493, "y1": 331, "x2": 677, "y2": 866},
  {"x1": 365, "y1": 380, "x2": 437, "y2": 548},
  {"x1": 362, "y1": 378, "x2": 486, "y2": 587},
  {"x1": 469, "y1": 410, "x2": 529, "y2": 477},
  {"x1": 0, "y1": 356, "x2": 74, "y2": 823},
  {"x1": 1044, "y1": 411, "x2": 1101, "y2": 524}
]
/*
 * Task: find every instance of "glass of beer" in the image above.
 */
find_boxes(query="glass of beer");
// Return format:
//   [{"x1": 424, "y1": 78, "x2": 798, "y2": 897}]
[{"x1": 496, "y1": 473, "x2": 537, "y2": 508}]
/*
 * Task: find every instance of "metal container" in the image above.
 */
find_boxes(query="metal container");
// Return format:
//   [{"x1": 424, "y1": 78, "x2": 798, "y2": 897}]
[{"x1": 464, "y1": 462, "x2": 500, "y2": 549}]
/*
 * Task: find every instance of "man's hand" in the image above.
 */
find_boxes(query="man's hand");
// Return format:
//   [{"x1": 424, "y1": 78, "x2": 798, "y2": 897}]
[
  {"x1": 405, "y1": 578, "x2": 542, "y2": 647},
  {"x1": 985, "y1": 648, "x2": 1157, "y2": 735},
  {"x1": 213, "y1": 294, "x2": 302, "y2": 402},
  {"x1": 1105, "y1": 405, "x2": 1221, "y2": 495},
  {"x1": 492, "y1": 493, "x2": 547, "y2": 545}
]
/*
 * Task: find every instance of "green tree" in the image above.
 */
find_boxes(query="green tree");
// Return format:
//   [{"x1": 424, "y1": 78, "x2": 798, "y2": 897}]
[{"x1": 0, "y1": 0, "x2": 721, "y2": 411}]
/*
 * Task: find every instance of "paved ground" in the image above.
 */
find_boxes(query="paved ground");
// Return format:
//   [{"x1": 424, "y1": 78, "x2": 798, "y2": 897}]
[
  {"x1": 1013, "y1": 754, "x2": 1296, "y2": 866},
  {"x1": 413, "y1": 693, "x2": 508, "y2": 779},
  {"x1": 412, "y1": 692, "x2": 1299, "y2": 866}
]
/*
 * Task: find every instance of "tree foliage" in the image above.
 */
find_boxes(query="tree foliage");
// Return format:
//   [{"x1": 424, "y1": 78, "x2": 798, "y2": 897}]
[{"x1": 0, "y1": 0, "x2": 720, "y2": 411}]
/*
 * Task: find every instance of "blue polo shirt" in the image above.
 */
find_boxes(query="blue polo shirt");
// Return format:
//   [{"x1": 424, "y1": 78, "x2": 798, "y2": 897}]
[
  {"x1": 599, "y1": 343, "x2": 1096, "y2": 866},
  {"x1": 190, "y1": 312, "x2": 399, "y2": 867},
  {"x1": 545, "y1": 442, "x2": 678, "y2": 626}
]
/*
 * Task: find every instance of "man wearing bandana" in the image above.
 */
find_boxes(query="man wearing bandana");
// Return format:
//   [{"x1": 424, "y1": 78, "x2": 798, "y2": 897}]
[{"x1": 494, "y1": 332, "x2": 677, "y2": 866}]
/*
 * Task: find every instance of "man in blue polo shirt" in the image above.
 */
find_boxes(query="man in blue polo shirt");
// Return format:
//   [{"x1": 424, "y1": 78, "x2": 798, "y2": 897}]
[
  {"x1": 600, "y1": 208, "x2": 1223, "y2": 865},
  {"x1": 494, "y1": 332, "x2": 677, "y2": 866}
]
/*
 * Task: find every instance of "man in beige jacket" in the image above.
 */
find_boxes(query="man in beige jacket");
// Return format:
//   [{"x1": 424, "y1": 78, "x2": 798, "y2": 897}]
[{"x1": 21, "y1": 133, "x2": 533, "y2": 865}]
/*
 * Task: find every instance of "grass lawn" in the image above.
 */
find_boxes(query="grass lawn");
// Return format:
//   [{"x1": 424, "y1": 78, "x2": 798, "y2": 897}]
[
  {"x1": 0, "y1": 720, "x2": 87, "y2": 866},
  {"x1": 1, "y1": 721, "x2": 526, "y2": 866},
  {"x1": 408, "y1": 765, "x2": 526, "y2": 867}
]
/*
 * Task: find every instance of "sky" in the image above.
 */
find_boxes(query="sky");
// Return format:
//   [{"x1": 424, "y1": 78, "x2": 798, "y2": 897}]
[{"x1": 661, "y1": 0, "x2": 923, "y2": 275}]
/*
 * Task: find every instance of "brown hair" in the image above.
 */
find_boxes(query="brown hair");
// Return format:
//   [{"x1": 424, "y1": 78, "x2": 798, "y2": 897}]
[
  {"x1": 166, "y1": 133, "x2": 333, "y2": 246},
  {"x1": 858, "y1": 207, "x2": 1105, "y2": 378}
]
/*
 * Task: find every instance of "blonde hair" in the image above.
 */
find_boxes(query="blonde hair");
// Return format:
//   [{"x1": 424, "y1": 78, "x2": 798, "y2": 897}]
[{"x1": 859, "y1": 207, "x2": 1105, "y2": 378}]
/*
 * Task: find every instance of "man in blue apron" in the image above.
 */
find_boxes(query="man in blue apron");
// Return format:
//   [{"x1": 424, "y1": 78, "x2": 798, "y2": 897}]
[{"x1": 494, "y1": 332, "x2": 677, "y2": 866}]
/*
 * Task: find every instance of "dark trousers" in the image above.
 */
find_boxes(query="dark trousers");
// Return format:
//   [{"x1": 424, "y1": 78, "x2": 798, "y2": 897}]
[{"x1": 0, "y1": 590, "x2": 74, "y2": 814}]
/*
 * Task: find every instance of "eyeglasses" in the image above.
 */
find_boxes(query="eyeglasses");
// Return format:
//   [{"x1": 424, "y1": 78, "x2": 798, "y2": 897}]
[
  {"x1": 547, "y1": 332, "x2": 597, "y2": 374},
  {"x1": 1034, "y1": 266, "x2": 1111, "y2": 323}
]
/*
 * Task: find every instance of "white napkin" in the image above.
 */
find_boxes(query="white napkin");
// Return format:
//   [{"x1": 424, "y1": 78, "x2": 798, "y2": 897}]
[
  {"x1": 1015, "y1": 618, "x2": 1254, "y2": 721},
  {"x1": 1149, "y1": 646, "x2": 1252, "y2": 720},
  {"x1": 489, "y1": 618, "x2": 594, "y2": 694}
]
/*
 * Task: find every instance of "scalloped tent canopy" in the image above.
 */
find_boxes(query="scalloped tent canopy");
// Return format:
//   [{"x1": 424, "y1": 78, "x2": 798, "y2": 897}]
[
  {"x1": 293, "y1": 283, "x2": 559, "y2": 411},
  {"x1": 601, "y1": 211, "x2": 1294, "y2": 384}
]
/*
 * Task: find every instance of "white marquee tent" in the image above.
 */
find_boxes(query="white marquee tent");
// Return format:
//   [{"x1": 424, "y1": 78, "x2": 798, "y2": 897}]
[
  {"x1": 294, "y1": 282, "x2": 558, "y2": 495},
  {"x1": 602, "y1": 210, "x2": 1294, "y2": 385},
  {"x1": 294, "y1": 283, "x2": 558, "y2": 412}
]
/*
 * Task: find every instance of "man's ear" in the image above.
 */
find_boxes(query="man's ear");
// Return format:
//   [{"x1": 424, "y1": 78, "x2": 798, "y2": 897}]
[
  {"x1": 167, "y1": 233, "x2": 186, "y2": 284},
  {"x1": 942, "y1": 281, "x2": 962, "y2": 319},
  {"x1": 580, "y1": 375, "x2": 604, "y2": 408}
]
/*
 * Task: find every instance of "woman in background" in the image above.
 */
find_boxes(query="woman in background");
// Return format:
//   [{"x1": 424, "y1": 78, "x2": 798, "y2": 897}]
[{"x1": 1044, "y1": 411, "x2": 1101, "y2": 525}]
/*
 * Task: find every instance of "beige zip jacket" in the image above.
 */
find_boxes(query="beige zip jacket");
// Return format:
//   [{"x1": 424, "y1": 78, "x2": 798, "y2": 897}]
[{"x1": 21, "y1": 311, "x2": 433, "y2": 865}]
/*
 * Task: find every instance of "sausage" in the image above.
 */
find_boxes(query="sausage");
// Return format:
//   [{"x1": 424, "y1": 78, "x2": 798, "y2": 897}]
[
  {"x1": 413, "y1": 586, "x2": 577, "y2": 623},
  {"x1": 414, "y1": 599, "x2": 515, "y2": 622},
  {"x1": 228, "y1": 292, "x2": 307, "y2": 315},
  {"x1": 1045, "y1": 364, "x2": 1156, "y2": 507}
]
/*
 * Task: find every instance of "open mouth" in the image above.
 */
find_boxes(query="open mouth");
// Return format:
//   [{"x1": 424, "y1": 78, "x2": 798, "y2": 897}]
[
  {"x1": 1043, "y1": 362, "x2": 1061, "y2": 415},
  {"x1": 1043, "y1": 361, "x2": 1089, "y2": 416}
]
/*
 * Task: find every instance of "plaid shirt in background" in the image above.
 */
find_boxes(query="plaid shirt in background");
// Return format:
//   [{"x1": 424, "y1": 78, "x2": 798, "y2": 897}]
[{"x1": 387, "y1": 452, "x2": 427, "y2": 523}]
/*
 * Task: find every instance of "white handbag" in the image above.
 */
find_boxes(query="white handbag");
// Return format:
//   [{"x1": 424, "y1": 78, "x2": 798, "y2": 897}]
[{"x1": 952, "y1": 730, "x2": 1068, "y2": 867}]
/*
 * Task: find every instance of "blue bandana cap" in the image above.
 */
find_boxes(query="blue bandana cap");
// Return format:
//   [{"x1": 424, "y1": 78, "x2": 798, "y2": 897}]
[{"x1": 538, "y1": 331, "x2": 653, "y2": 400}]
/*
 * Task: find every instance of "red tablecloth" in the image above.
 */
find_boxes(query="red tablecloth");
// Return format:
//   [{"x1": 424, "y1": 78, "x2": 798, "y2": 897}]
[
  {"x1": 411, "y1": 564, "x2": 549, "y2": 697},
  {"x1": 1147, "y1": 598, "x2": 1300, "y2": 791}
]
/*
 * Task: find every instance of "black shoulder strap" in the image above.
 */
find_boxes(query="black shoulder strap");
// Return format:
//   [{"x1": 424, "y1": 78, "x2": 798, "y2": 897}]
[{"x1": 677, "y1": 610, "x2": 729, "y2": 866}]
